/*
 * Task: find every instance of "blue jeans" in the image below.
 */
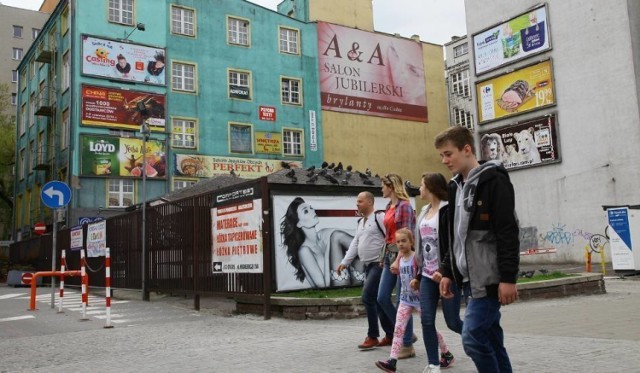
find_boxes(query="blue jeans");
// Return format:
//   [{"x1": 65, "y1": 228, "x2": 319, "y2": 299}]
[
  {"x1": 362, "y1": 262, "x2": 394, "y2": 338},
  {"x1": 420, "y1": 276, "x2": 463, "y2": 365},
  {"x1": 377, "y1": 253, "x2": 413, "y2": 346},
  {"x1": 462, "y1": 283, "x2": 512, "y2": 373}
]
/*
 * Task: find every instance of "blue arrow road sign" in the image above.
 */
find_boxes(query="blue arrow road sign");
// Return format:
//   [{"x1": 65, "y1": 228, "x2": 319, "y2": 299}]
[{"x1": 41, "y1": 181, "x2": 72, "y2": 209}]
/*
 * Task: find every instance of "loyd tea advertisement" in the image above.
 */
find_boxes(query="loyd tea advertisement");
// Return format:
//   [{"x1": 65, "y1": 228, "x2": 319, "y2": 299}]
[
  {"x1": 473, "y1": 5, "x2": 550, "y2": 75},
  {"x1": 476, "y1": 59, "x2": 555, "y2": 124},
  {"x1": 81, "y1": 135, "x2": 166, "y2": 178},
  {"x1": 81, "y1": 85, "x2": 165, "y2": 130},
  {"x1": 479, "y1": 114, "x2": 560, "y2": 170}
]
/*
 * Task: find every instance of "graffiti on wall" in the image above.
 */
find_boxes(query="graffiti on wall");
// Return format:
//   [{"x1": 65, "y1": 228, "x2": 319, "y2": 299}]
[{"x1": 520, "y1": 224, "x2": 610, "y2": 258}]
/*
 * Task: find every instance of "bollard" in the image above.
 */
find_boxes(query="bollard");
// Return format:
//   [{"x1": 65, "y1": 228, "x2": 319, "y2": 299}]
[
  {"x1": 104, "y1": 247, "x2": 113, "y2": 329},
  {"x1": 80, "y1": 250, "x2": 88, "y2": 320},
  {"x1": 58, "y1": 250, "x2": 66, "y2": 313}
]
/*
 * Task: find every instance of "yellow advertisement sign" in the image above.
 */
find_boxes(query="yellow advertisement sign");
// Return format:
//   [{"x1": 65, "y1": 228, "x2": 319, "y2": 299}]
[
  {"x1": 255, "y1": 132, "x2": 281, "y2": 154},
  {"x1": 175, "y1": 154, "x2": 302, "y2": 179},
  {"x1": 476, "y1": 59, "x2": 555, "y2": 124}
]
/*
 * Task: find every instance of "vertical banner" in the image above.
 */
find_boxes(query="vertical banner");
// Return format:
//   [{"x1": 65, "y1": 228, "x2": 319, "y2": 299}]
[
  {"x1": 309, "y1": 110, "x2": 318, "y2": 151},
  {"x1": 86, "y1": 220, "x2": 106, "y2": 257},
  {"x1": 607, "y1": 207, "x2": 635, "y2": 270},
  {"x1": 70, "y1": 226, "x2": 83, "y2": 251},
  {"x1": 211, "y1": 185, "x2": 263, "y2": 273}
]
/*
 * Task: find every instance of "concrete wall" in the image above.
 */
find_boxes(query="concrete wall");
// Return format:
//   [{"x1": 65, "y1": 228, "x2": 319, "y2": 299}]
[{"x1": 464, "y1": 0, "x2": 640, "y2": 263}]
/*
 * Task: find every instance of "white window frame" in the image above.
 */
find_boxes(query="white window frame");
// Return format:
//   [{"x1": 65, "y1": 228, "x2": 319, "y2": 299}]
[
  {"x1": 20, "y1": 104, "x2": 26, "y2": 135},
  {"x1": 61, "y1": 109, "x2": 69, "y2": 149},
  {"x1": 29, "y1": 140, "x2": 36, "y2": 172},
  {"x1": 453, "y1": 43, "x2": 469, "y2": 58},
  {"x1": 11, "y1": 93, "x2": 17, "y2": 106},
  {"x1": 62, "y1": 51, "x2": 70, "y2": 90},
  {"x1": 279, "y1": 27, "x2": 299, "y2": 54},
  {"x1": 13, "y1": 25, "x2": 23, "y2": 38},
  {"x1": 19, "y1": 149, "x2": 25, "y2": 180},
  {"x1": 107, "y1": 179, "x2": 135, "y2": 208},
  {"x1": 12, "y1": 70, "x2": 18, "y2": 83},
  {"x1": 282, "y1": 128, "x2": 303, "y2": 156},
  {"x1": 171, "y1": 117, "x2": 197, "y2": 149},
  {"x1": 29, "y1": 93, "x2": 35, "y2": 127},
  {"x1": 172, "y1": 178, "x2": 197, "y2": 191},
  {"x1": 12, "y1": 48, "x2": 23, "y2": 60},
  {"x1": 109, "y1": 0, "x2": 134, "y2": 25},
  {"x1": 281, "y1": 77, "x2": 302, "y2": 105},
  {"x1": 451, "y1": 70, "x2": 470, "y2": 97},
  {"x1": 171, "y1": 5, "x2": 195, "y2": 37},
  {"x1": 172, "y1": 62, "x2": 196, "y2": 92},
  {"x1": 228, "y1": 69, "x2": 251, "y2": 100},
  {"x1": 32, "y1": 28, "x2": 40, "y2": 39},
  {"x1": 227, "y1": 17, "x2": 250, "y2": 46}
]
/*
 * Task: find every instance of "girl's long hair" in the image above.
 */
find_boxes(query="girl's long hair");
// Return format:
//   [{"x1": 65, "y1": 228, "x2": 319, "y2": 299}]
[
  {"x1": 280, "y1": 197, "x2": 307, "y2": 282},
  {"x1": 421, "y1": 172, "x2": 448, "y2": 201},
  {"x1": 382, "y1": 173, "x2": 410, "y2": 201}
]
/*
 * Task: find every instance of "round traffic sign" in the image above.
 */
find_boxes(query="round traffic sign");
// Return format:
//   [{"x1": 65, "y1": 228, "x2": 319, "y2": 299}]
[
  {"x1": 21, "y1": 272, "x2": 34, "y2": 285},
  {"x1": 33, "y1": 222, "x2": 46, "y2": 235}
]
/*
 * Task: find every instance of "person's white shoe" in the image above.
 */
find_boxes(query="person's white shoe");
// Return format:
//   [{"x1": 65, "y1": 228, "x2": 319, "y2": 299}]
[{"x1": 422, "y1": 364, "x2": 441, "y2": 373}]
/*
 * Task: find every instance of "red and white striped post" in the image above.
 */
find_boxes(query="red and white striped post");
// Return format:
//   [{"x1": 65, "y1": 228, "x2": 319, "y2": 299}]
[
  {"x1": 80, "y1": 249, "x2": 88, "y2": 320},
  {"x1": 58, "y1": 249, "x2": 66, "y2": 313},
  {"x1": 104, "y1": 247, "x2": 113, "y2": 328}
]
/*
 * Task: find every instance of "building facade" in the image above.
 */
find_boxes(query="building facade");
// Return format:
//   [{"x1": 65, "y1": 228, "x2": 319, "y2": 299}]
[
  {"x1": 444, "y1": 35, "x2": 474, "y2": 130},
  {"x1": 464, "y1": 0, "x2": 640, "y2": 263}
]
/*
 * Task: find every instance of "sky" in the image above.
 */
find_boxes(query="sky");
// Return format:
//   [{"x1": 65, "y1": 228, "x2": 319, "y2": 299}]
[{"x1": 0, "y1": 0, "x2": 466, "y2": 45}]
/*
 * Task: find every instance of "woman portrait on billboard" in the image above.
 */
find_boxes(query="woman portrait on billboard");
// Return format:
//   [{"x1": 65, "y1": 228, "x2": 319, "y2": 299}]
[{"x1": 280, "y1": 197, "x2": 364, "y2": 288}]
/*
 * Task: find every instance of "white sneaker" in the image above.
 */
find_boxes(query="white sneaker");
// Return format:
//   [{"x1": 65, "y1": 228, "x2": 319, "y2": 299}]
[{"x1": 423, "y1": 364, "x2": 441, "y2": 373}]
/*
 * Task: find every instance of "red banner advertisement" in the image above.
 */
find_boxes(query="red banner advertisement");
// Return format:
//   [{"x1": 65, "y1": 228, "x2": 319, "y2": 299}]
[
  {"x1": 318, "y1": 22, "x2": 428, "y2": 122},
  {"x1": 81, "y1": 85, "x2": 165, "y2": 130}
]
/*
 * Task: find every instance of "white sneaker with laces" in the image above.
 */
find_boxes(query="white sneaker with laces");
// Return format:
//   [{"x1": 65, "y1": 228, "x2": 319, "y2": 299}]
[{"x1": 423, "y1": 364, "x2": 441, "y2": 373}]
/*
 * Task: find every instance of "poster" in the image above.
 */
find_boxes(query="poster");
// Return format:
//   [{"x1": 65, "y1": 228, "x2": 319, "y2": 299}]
[
  {"x1": 255, "y1": 132, "x2": 281, "y2": 154},
  {"x1": 86, "y1": 220, "x2": 106, "y2": 258},
  {"x1": 273, "y1": 195, "x2": 398, "y2": 292},
  {"x1": 476, "y1": 59, "x2": 555, "y2": 124},
  {"x1": 211, "y1": 186, "x2": 263, "y2": 274},
  {"x1": 259, "y1": 106, "x2": 276, "y2": 121},
  {"x1": 81, "y1": 35, "x2": 166, "y2": 85},
  {"x1": 174, "y1": 154, "x2": 301, "y2": 179},
  {"x1": 81, "y1": 85, "x2": 165, "y2": 130},
  {"x1": 80, "y1": 135, "x2": 166, "y2": 178},
  {"x1": 318, "y1": 22, "x2": 428, "y2": 122},
  {"x1": 607, "y1": 208, "x2": 634, "y2": 270},
  {"x1": 479, "y1": 114, "x2": 560, "y2": 170},
  {"x1": 473, "y1": 5, "x2": 551, "y2": 75},
  {"x1": 70, "y1": 226, "x2": 83, "y2": 251}
]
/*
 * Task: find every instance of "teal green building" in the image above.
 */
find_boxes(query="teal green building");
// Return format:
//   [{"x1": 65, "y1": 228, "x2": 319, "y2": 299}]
[{"x1": 13, "y1": 0, "x2": 322, "y2": 240}]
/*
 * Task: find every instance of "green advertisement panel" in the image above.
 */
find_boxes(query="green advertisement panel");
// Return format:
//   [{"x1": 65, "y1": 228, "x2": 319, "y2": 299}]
[{"x1": 80, "y1": 135, "x2": 166, "y2": 179}]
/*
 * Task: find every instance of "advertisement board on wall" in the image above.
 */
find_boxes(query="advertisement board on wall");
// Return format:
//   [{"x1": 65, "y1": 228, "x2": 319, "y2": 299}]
[
  {"x1": 80, "y1": 135, "x2": 166, "y2": 179},
  {"x1": 317, "y1": 22, "x2": 428, "y2": 122},
  {"x1": 81, "y1": 85, "x2": 165, "y2": 130},
  {"x1": 81, "y1": 35, "x2": 166, "y2": 85},
  {"x1": 473, "y1": 5, "x2": 551, "y2": 75},
  {"x1": 479, "y1": 114, "x2": 560, "y2": 170},
  {"x1": 174, "y1": 154, "x2": 301, "y2": 179},
  {"x1": 255, "y1": 132, "x2": 281, "y2": 154},
  {"x1": 211, "y1": 186, "x2": 263, "y2": 274},
  {"x1": 273, "y1": 195, "x2": 409, "y2": 291},
  {"x1": 476, "y1": 59, "x2": 555, "y2": 124}
]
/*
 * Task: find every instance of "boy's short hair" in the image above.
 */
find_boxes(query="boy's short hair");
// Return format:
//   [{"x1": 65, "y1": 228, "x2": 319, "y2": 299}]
[{"x1": 434, "y1": 126, "x2": 475, "y2": 155}]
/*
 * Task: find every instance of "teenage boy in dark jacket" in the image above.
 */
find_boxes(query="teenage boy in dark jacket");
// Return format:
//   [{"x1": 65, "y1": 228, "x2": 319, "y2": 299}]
[{"x1": 434, "y1": 126, "x2": 520, "y2": 373}]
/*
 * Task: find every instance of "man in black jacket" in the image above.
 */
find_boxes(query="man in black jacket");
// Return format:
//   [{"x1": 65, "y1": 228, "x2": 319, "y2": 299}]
[{"x1": 434, "y1": 126, "x2": 520, "y2": 373}]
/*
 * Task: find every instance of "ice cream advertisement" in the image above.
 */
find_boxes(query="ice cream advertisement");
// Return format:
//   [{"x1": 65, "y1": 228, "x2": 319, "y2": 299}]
[
  {"x1": 81, "y1": 85, "x2": 165, "y2": 131},
  {"x1": 476, "y1": 59, "x2": 555, "y2": 124},
  {"x1": 80, "y1": 135, "x2": 166, "y2": 179},
  {"x1": 473, "y1": 5, "x2": 550, "y2": 75},
  {"x1": 81, "y1": 35, "x2": 166, "y2": 86},
  {"x1": 317, "y1": 22, "x2": 428, "y2": 122}
]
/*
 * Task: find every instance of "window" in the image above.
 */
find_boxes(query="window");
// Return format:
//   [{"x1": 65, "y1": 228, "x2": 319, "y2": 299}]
[
  {"x1": 12, "y1": 48, "x2": 23, "y2": 60},
  {"x1": 109, "y1": 0, "x2": 134, "y2": 25},
  {"x1": 282, "y1": 129, "x2": 302, "y2": 156},
  {"x1": 453, "y1": 42, "x2": 468, "y2": 58},
  {"x1": 19, "y1": 149, "x2": 25, "y2": 179},
  {"x1": 279, "y1": 27, "x2": 299, "y2": 54},
  {"x1": 173, "y1": 179, "x2": 196, "y2": 191},
  {"x1": 20, "y1": 105, "x2": 26, "y2": 135},
  {"x1": 172, "y1": 118, "x2": 197, "y2": 148},
  {"x1": 107, "y1": 179, "x2": 134, "y2": 208},
  {"x1": 29, "y1": 93, "x2": 35, "y2": 126},
  {"x1": 171, "y1": 6, "x2": 195, "y2": 36},
  {"x1": 62, "y1": 52, "x2": 70, "y2": 90},
  {"x1": 281, "y1": 77, "x2": 301, "y2": 105},
  {"x1": 450, "y1": 70, "x2": 470, "y2": 97},
  {"x1": 29, "y1": 140, "x2": 36, "y2": 171},
  {"x1": 32, "y1": 28, "x2": 40, "y2": 39},
  {"x1": 11, "y1": 93, "x2": 17, "y2": 106},
  {"x1": 61, "y1": 7, "x2": 69, "y2": 33},
  {"x1": 13, "y1": 25, "x2": 23, "y2": 38},
  {"x1": 61, "y1": 109, "x2": 69, "y2": 149},
  {"x1": 453, "y1": 108, "x2": 474, "y2": 130},
  {"x1": 228, "y1": 70, "x2": 251, "y2": 100},
  {"x1": 12, "y1": 70, "x2": 18, "y2": 83},
  {"x1": 30, "y1": 60, "x2": 35, "y2": 78},
  {"x1": 227, "y1": 17, "x2": 249, "y2": 46},
  {"x1": 229, "y1": 123, "x2": 253, "y2": 154},
  {"x1": 172, "y1": 62, "x2": 196, "y2": 92},
  {"x1": 37, "y1": 132, "x2": 44, "y2": 165}
]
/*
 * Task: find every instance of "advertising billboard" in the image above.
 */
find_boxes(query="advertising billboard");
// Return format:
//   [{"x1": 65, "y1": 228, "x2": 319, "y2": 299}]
[
  {"x1": 80, "y1": 135, "x2": 166, "y2": 178},
  {"x1": 476, "y1": 59, "x2": 555, "y2": 124},
  {"x1": 81, "y1": 35, "x2": 166, "y2": 85},
  {"x1": 255, "y1": 132, "x2": 281, "y2": 154},
  {"x1": 174, "y1": 154, "x2": 301, "y2": 179},
  {"x1": 473, "y1": 4, "x2": 551, "y2": 75},
  {"x1": 479, "y1": 114, "x2": 560, "y2": 170},
  {"x1": 318, "y1": 22, "x2": 428, "y2": 122},
  {"x1": 81, "y1": 85, "x2": 165, "y2": 130},
  {"x1": 211, "y1": 186, "x2": 263, "y2": 274}
]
